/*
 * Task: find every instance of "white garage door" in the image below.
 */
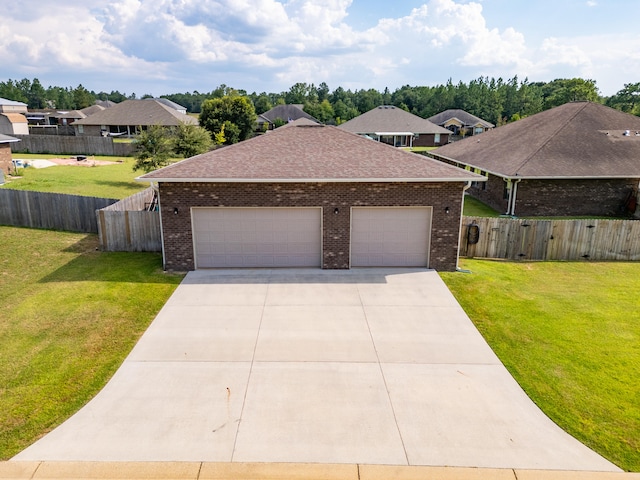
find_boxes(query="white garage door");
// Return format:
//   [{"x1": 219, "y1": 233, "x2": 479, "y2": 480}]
[
  {"x1": 192, "y1": 207, "x2": 322, "y2": 268},
  {"x1": 351, "y1": 207, "x2": 432, "y2": 267}
]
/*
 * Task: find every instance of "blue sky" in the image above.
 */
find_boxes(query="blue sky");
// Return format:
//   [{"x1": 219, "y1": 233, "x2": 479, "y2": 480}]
[{"x1": 0, "y1": 0, "x2": 637, "y2": 97}]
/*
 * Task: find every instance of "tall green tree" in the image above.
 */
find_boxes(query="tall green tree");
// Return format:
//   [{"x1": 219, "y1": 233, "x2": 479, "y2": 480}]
[
  {"x1": 132, "y1": 125, "x2": 174, "y2": 173},
  {"x1": 606, "y1": 82, "x2": 640, "y2": 115},
  {"x1": 72, "y1": 84, "x2": 94, "y2": 109},
  {"x1": 252, "y1": 93, "x2": 273, "y2": 114},
  {"x1": 27, "y1": 78, "x2": 47, "y2": 109},
  {"x1": 0, "y1": 79, "x2": 28, "y2": 103},
  {"x1": 199, "y1": 95, "x2": 257, "y2": 145},
  {"x1": 173, "y1": 123, "x2": 214, "y2": 158},
  {"x1": 304, "y1": 99, "x2": 334, "y2": 123},
  {"x1": 542, "y1": 78, "x2": 601, "y2": 109}
]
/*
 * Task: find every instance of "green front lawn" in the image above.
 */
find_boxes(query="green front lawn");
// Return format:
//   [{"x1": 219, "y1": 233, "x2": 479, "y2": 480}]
[
  {"x1": 0, "y1": 226, "x2": 183, "y2": 459},
  {"x1": 440, "y1": 260, "x2": 640, "y2": 471}
]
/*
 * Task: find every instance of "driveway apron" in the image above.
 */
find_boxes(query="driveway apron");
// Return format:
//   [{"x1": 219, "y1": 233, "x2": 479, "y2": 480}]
[{"x1": 14, "y1": 269, "x2": 620, "y2": 471}]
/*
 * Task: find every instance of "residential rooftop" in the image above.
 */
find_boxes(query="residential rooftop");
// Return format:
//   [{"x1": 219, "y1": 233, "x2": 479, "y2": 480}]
[
  {"x1": 139, "y1": 122, "x2": 481, "y2": 183},
  {"x1": 432, "y1": 101, "x2": 640, "y2": 178}
]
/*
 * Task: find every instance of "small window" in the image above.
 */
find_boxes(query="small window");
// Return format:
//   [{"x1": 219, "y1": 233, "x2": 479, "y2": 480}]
[
  {"x1": 78, "y1": 125, "x2": 84, "y2": 134},
  {"x1": 434, "y1": 133, "x2": 440, "y2": 144}
]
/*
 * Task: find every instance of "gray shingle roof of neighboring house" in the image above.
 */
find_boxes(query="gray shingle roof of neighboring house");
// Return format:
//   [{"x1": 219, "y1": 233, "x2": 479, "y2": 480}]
[
  {"x1": 73, "y1": 99, "x2": 197, "y2": 127},
  {"x1": 0, "y1": 133, "x2": 20, "y2": 143},
  {"x1": 428, "y1": 109, "x2": 494, "y2": 129},
  {"x1": 95, "y1": 100, "x2": 117, "y2": 108},
  {"x1": 432, "y1": 101, "x2": 640, "y2": 178},
  {"x1": 338, "y1": 105, "x2": 451, "y2": 135},
  {"x1": 154, "y1": 98, "x2": 187, "y2": 114},
  {"x1": 259, "y1": 104, "x2": 319, "y2": 123},
  {"x1": 80, "y1": 105, "x2": 106, "y2": 116},
  {"x1": 139, "y1": 121, "x2": 481, "y2": 183}
]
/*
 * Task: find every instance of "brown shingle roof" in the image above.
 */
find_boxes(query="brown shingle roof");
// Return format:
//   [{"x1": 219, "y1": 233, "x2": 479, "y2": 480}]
[
  {"x1": 138, "y1": 122, "x2": 480, "y2": 183},
  {"x1": 259, "y1": 104, "x2": 319, "y2": 123},
  {"x1": 74, "y1": 99, "x2": 197, "y2": 127},
  {"x1": 338, "y1": 106, "x2": 451, "y2": 135},
  {"x1": 432, "y1": 102, "x2": 640, "y2": 178},
  {"x1": 428, "y1": 109, "x2": 494, "y2": 128},
  {"x1": 80, "y1": 104, "x2": 106, "y2": 116},
  {"x1": 1, "y1": 113, "x2": 27, "y2": 124}
]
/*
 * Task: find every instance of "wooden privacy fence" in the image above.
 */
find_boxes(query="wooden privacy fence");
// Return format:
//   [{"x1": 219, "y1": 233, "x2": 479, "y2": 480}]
[
  {"x1": 11, "y1": 135, "x2": 135, "y2": 156},
  {"x1": 0, "y1": 189, "x2": 116, "y2": 233},
  {"x1": 460, "y1": 216, "x2": 640, "y2": 261},
  {"x1": 97, "y1": 187, "x2": 162, "y2": 252}
]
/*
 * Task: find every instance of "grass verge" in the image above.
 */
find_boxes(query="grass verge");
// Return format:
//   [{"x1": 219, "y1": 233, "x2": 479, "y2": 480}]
[
  {"x1": 0, "y1": 226, "x2": 184, "y2": 459},
  {"x1": 440, "y1": 259, "x2": 640, "y2": 471}
]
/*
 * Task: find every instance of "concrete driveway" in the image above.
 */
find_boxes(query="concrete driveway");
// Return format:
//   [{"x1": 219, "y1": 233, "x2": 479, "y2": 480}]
[{"x1": 14, "y1": 269, "x2": 619, "y2": 471}]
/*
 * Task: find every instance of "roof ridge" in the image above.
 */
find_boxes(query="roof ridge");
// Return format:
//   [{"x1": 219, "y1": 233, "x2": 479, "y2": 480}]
[{"x1": 512, "y1": 102, "x2": 588, "y2": 176}]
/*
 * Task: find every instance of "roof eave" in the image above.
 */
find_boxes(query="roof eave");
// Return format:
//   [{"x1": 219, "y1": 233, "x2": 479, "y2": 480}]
[
  {"x1": 136, "y1": 176, "x2": 483, "y2": 184},
  {"x1": 429, "y1": 152, "x2": 640, "y2": 181}
]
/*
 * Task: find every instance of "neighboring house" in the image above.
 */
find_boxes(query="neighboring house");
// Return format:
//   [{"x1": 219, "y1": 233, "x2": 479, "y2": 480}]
[
  {"x1": 0, "y1": 98, "x2": 29, "y2": 136},
  {"x1": 430, "y1": 101, "x2": 640, "y2": 217},
  {"x1": 256, "y1": 104, "x2": 319, "y2": 131},
  {"x1": 428, "y1": 109, "x2": 494, "y2": 137},
  {"x1": 0, "y1": 134, "x2": 20, "y2": 175},
  {"x1": 53, "y1": 110, "x2": 86, "y2": 126},
  {"x1": 338, "y1": 105, "x2": 451, "y2": 148},
  {"x1": 80, "y1": 104, "x2": 106, "y2": 117},
  {"x1": 73, "y1": 99, "x2": 197, "y2": 137},
  {"x1": 154, "y1": 98, "x2": 188, "y2": 115},
  {"x1": 95, "y1": 100, "x2": 117, "y2": 108},
  {"x1": 138, "y1": 121, "x2": 482, "y2": 272},
  {"x1": 25, "y1": 106, "x2": 104, "y2": 135}
]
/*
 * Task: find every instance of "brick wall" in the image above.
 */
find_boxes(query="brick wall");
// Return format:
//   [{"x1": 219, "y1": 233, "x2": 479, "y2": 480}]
[
  {"x1": 467, "y1": 173, "x2": 509, "y2": 214},
  {"x1": 414, "y1": 133, "x2": 449, "y2": 147},
  {"x1": 158, "y1": 182, "x2": 465, "y2": 272},
  {"x1": 452, "y1": 168, "x2": 638, "y2": 218},
  {"x1": 514, "y1": 178, "x2": 638, "y2": 217},
  {"x1": 0, "y1": 143, "x2": 12, "y2": 175}
]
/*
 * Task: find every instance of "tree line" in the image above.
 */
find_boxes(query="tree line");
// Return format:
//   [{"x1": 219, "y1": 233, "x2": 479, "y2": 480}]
[{"x1": 2, "y1": 76, "x2": 639, "y2": 127}]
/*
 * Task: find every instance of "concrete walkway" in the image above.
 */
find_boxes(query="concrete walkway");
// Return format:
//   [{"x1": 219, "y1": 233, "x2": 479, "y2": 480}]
[{"x1": 14, "y1": 269, "x2": 620, "y2": 471}]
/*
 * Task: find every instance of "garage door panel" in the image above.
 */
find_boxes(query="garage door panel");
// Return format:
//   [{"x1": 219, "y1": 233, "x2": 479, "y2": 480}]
[
  {"x1": 351, "y1": 207, "x2": 431, "y2": 268},
  {"x1": 193, "y1": 208, "x2": 321, "y2": 268}
]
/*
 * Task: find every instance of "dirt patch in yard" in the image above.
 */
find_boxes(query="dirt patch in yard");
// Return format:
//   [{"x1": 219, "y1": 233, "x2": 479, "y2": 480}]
[{"x1": 47, "y1": 157, "x2": 123, "y2": 167}]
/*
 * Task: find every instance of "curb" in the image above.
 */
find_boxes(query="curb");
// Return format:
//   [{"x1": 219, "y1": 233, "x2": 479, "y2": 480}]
[{"x1": 2, "y1": 462, "x2": 639, "y2": 480}]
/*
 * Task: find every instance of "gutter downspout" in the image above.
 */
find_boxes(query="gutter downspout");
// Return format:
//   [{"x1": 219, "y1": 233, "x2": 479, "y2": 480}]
[
  {"x1": 456, "y1": 181, "x2": 473, "y2": 272},
  {"x1": 509, "y1": 178, "x2": 522, "y2": 216},
  {"x1": 504, "y1": 178, "x2": 513, "y2": 215},
  {"x1": 504, "y1": 178, "x2": 522, "y2": 216},
  {"x1": 151, "y1": 181, "x2": 167, "y2": 270}
]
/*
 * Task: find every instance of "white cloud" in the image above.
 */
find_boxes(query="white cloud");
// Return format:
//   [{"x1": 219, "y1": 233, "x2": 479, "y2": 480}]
[{"x1": 0, "y1": 0, "x2": 635, "y2": 96}]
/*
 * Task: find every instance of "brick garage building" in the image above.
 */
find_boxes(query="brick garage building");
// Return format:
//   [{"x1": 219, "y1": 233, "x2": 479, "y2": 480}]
[
  {"x1": 139, "y1": 122, "x2": 481, "y2": 272},
  {"x1": 0, "y1": 134, "x2": 20, "y2": 176},
  {"x1": 430, "y1": 102, "x2": 640, "y2": 217}
]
